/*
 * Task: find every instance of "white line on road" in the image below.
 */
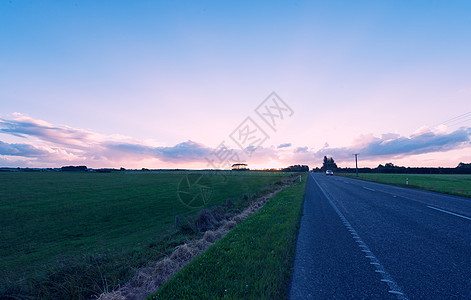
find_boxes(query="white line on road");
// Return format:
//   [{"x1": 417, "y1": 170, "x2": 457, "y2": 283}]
[
  {"x1": 427, "y1": 206, "x2": 471, "y2": 221},
  {"x1": 312, "y1": 174, "x2": 408, "y2": 300},
  {"x1": 363, "y1": 187, "x2": 376, "y2": 192},
  {"x1": 389, "y1": 290, "x2": 405, "y2": 296}
]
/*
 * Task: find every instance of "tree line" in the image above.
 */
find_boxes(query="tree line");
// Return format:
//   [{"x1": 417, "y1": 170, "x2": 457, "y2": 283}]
[
  {"x1": 313, "y1": 157, "x2": 471, "y2": 174},
  {"x1": 281, "y1": 165, "x2": 310, "y2": 172}
]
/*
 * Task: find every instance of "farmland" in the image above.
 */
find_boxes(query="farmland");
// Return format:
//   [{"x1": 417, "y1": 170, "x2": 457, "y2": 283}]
[
  {"x1": 338, "y1": 173, "x2": 471, "y2": 198},
  {"x1": 0, "y1": 170, "x2": 291, "y2": 299}
]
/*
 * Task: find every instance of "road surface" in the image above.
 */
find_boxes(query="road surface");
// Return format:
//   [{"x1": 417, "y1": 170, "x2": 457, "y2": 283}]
[{"x1": 290, "y1": 173, "x2": 471, "y2": 299}]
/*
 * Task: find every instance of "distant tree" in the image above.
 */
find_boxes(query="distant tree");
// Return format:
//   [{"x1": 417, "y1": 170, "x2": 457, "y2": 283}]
[
  {"x1": 337, "y1": 162, "x2": 471, "y2": 174},
  {"x1": 281, "y1": 165, "x2": 309, "y2": 172},
  {"x1": 321, "y1": 156, "x2": 337, "y2": 171},
  {"x1": 232, "y1": 163, "x2": 249, "y2": 171},
  {"x1": 61, "y1": 166, "x2": 87, "y2": 172},
  {"x1": 457, "y1": 162, "x2": 471, "y2": 169}
]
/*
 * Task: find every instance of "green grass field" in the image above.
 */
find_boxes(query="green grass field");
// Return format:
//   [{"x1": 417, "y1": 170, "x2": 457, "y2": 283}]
[
  {"x1": 0, "y1": 171, "x2": 290, "y2": 299},
  {"x1": 338, "y1": 173, "x2": 471, "y2": 197},
  {"x1": 151, "y1": 174, "x2": 307, "y2": 299}
]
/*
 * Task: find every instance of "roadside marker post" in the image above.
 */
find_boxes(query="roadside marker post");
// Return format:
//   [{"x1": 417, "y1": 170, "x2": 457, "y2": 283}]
[
  {"x1": 406, "y1": 178, "x2": 408, "y2": 185},
  {"x1": 175, "y1": 215, "x2": 179, "y2": 230}
]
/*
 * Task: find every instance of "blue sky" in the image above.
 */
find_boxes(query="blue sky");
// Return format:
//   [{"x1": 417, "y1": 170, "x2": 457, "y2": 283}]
[{"x1": 1, "y1": 1, "x2": 470, "y2": 168}]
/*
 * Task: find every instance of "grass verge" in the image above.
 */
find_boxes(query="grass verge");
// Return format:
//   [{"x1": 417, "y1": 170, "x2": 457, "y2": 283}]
[
  {"x1": 337, "y1": 173, "x2": 471, "y2": 198},
  {"x1": 150, "y1": 174, "x2": 307, "y2": 299}
]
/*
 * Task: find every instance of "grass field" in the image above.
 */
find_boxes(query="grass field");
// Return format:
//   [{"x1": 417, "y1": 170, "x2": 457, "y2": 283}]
[
  {"x1": 0, "y1": 170, "x2": 290, "y2": 299},
  {"x1": 151, "y1": 173, "x2": 307, "y2": 299},
  {"x1": 338, "y1": 173, "x2": 471, "y2": 197}
]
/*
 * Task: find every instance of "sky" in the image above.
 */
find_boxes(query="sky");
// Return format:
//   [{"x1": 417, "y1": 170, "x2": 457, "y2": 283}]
[{"x1": 1, "y1": 1, "x2": 470, "y2": 169}]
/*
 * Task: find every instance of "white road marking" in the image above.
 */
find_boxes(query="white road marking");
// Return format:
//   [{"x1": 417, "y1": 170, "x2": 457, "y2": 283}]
[
  {"x1": 389, "y1": 291, "x2": 405, "y2": 296},
  {"x1": 363, "y1": 187, "x2": 375, "y2": 192},
  {"x1": 312, "y1": 174, "x2": 408, "y2": 300},
  {"x1": 427, "y1": 206, "x2": 471, "y2": 221}
]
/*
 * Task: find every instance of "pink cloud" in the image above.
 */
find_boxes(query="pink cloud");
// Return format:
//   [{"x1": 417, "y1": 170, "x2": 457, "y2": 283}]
[
  {"x1": 0, "y1": 114, "x2": 470, "y2": 168},
  {"x1": 314, "y1": 126, "x2": 471, "y2": 163}
]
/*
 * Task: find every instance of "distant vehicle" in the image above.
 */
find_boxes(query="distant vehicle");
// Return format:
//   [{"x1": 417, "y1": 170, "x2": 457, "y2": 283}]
[{"x1": 326, "y1": 170, "x2": 333, "y2": 176}]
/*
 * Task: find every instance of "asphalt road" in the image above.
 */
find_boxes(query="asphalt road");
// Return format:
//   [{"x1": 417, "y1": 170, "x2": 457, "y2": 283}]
[{"x1": 289, "y1": 173, "x2": 471, "y2": 299}]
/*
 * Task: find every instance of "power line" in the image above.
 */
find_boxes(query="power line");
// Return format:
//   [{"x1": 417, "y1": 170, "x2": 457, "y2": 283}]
[
  {"x1": 441, "y1": 112, "x2": 471, "y2": 125},
  {"x1": 434, "y1": 111, "x2": 471, "y2": 128},
  {"x1": 446, "y1": 117, "x2": 471, "y2": 128},
  {"x1": 442, "y1": 111, "x2": 471, "y2": 124}
]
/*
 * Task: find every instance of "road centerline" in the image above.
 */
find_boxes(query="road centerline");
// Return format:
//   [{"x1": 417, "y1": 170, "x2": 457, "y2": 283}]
[
  {"x1": 363, "y1": 187, "x2": 376, "y2": 192},
  {"x1": 426, "y1": 206, "x2": 471, "y2": 221}
]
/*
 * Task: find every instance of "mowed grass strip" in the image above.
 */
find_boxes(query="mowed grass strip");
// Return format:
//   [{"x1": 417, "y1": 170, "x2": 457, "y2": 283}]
[
  {"x1": 339, "y1": 173, "x2": 471, "y2": 197},
  {"x1": 151, "y1": 174, "x2": 307, "y2": 299}
]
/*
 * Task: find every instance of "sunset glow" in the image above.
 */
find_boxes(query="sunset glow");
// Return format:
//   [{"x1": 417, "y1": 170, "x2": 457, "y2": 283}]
[{"x1": 1, "y1": 1, "x2": 470, "y2": 169}]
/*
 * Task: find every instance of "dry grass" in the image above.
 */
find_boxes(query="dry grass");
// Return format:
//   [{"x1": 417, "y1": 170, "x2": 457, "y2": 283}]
[
  {"x1": 97, "y1": 290, "x2": 125, "y2": 300},
  {"x1": 153, "y1": 175, "x2": 307, "y2": 299},
  {"x1": 97, "y1": 181, "x2": 294, "y2": 300}
]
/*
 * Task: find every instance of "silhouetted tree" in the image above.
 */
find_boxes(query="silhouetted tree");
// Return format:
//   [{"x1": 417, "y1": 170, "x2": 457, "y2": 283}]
[
  {"x1": 457, "y1": 162, "x2": 471, "y2": 169},
  {"x1": 321, "y1": 156, "x2": 337, "y2": 171},
  {"x1": 232, "y1": 163, "x2": 249, "y2": 171},
  {"x1": 61, "y1": 166, "x2": 87, "y2": 172},
  {"x1": 281, "y1": 165, "x2": 309, "y2": 172},
  {"x1": 337, "y1": 161, "x2": 471, "y2": 174}
]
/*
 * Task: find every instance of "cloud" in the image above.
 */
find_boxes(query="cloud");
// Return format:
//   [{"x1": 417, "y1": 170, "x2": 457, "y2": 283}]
[
  {"x1": 295, "y1": 146, "x2": 308, "y2": 153},
  {"x1": 0, "y1": 114, "x2": 101, "y2": 148},
  {"x1": 0, "y1": 141, "x2": 49, "y2": 157},
  {"x1": 278, "y1": 143, "x2": 291, "y2": 148},
  {"x1": 1, "y1": 114, "x2": 470, "y2": 168},
  {"x1": 315, "y1": 126, "x2": 471, "y2": 162},
  {"x1": 0, "y1": 114, "x2": 229, "y2": 167},
  {"x1": 380, "y1": 133, "x2": 400, "y2": 141},
  {"x1": 107, "y1": 140, "x2": 213, "y2": 162},
  {"x1": 0, "y1": 155, "x2": 32, "y2": 167}
]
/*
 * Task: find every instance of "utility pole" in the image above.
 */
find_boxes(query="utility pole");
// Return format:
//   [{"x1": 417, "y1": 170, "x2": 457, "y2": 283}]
[{"x1": 353, "y1": 154, "x2": 359, "y2": 177}]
